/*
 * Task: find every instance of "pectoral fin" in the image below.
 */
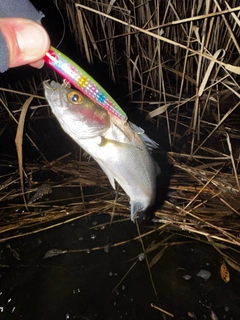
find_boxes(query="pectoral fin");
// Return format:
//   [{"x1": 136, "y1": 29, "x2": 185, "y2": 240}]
[{"x1": 98, "y1": 136, "x2": 142, "y2": 150}]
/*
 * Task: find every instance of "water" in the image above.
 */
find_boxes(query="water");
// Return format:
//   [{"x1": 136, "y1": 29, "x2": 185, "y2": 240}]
[{"x1": 0, "y1": 212, "x2": 239, "y2": 320}]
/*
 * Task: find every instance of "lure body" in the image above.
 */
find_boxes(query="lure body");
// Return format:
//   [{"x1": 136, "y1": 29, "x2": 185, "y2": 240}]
[
  {"x1": 44, "y1": 81, "x2": 159, "y2": 220},
  {"x1": 44, "y1": 47, "x2": 127, "y2": 120}
]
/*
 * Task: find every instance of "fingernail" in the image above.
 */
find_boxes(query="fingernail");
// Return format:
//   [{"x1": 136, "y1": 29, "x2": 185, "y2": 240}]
[
  {"x1": 15, "y1": 21, "x2": 50, "y2": 61},
  {"x1": 30, "y1": 59, "x2": 45, "y2": 69}
]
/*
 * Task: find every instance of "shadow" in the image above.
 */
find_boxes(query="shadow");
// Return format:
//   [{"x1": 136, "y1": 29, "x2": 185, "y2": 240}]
[
  {"x1": 126, "y1": 108, "x2": 173, "y2": 224},
  {"x1": 138, "y1": 150, "x2": 173, "y2": 224}
]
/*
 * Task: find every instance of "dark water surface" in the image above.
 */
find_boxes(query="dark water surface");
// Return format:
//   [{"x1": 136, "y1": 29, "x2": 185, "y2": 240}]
[{"x1": 0, "y1": 211, "x2": 240, "y2": 320}]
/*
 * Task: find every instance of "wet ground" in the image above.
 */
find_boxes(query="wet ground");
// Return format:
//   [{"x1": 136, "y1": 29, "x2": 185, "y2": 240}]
[{"x1": 0, "y1": 209, "x2": 240, "y2": 320}]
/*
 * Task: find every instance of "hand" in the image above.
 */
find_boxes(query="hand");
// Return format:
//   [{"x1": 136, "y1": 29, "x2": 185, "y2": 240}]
[{"x1": 0, "y1": 17, "x2": 50, "y2": 69}]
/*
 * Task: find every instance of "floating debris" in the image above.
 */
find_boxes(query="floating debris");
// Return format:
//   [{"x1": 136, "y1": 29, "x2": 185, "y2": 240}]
[
  {"x1": 72, "y1": 288, "x2": 81, "y2": 294},
  {"x1": 220, "y1": 261, "x2": 230, "y2": 283},
  {"x1": 196, "y1": 270, "x2": 211, "y2": 280},
  {"x1": 104, "y1": 244, "x2": 109, "y2": 253},
  {"x1": 210, "y1": 309, "x2": 218, "y2": 320},
  {"x1": 182, "y1": 274, "x2": 192, "y2": 281},
  {"x1": 43, "y1": 249, "x2": 67, "y2": 259},
  {"x1": 187, "y1": 311, "x2": 197, "y2": 319},
  {"x1": 137, "y1": 252, "x2": 145, "y2": 261}
]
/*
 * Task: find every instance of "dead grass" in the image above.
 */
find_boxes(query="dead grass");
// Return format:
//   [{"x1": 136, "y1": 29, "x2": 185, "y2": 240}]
[
  {"x1": 0, "y1": 3, "x2": 240, "y2": 314},
  {"x1": 60, "y1": 0, "x2": 240, "y2": 241}
]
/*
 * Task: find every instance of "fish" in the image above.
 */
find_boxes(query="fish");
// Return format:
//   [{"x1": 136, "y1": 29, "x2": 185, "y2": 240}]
[{"x1": 43, "y1": 80, "x2": 160, "y2": 221}]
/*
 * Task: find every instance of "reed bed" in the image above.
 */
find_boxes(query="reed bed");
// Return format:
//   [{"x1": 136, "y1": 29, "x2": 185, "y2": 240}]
[
  {"x1": 0, "y1": 0, "x2": 240, "y2": 280},
  {"x1": 63, "y1": 0, "x2": 240, "y2": 246}
]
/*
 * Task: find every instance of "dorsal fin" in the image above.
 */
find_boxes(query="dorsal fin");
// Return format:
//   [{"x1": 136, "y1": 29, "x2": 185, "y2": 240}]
[{"x1": 129, "y1": 121, "x2": 159, "y2": 153}]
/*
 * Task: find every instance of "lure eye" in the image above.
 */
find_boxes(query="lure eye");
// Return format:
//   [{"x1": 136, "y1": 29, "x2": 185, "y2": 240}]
[{"x1": 67, "y1": 91, "x2": 83, "y2": 104}]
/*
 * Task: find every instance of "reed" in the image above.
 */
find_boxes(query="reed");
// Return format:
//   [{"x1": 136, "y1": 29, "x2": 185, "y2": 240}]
[{"x1": 0, "y1": 2, "x2": 240, "y2": 299}]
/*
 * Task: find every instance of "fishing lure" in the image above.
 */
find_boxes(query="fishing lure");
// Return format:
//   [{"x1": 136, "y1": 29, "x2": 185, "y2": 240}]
[{"x1": 43, "y1": 47, "x2": 127, "y2": 120}]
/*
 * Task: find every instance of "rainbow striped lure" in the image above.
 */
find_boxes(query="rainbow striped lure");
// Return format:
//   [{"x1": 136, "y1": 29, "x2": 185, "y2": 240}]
[{"x1": 43, "y1": 47, "x2": 127, "y2": 121}]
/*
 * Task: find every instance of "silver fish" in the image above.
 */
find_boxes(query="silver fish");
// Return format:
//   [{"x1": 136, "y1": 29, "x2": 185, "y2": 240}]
[{"x1": 43, "y1": 80, "x2": 160, "y2": 221}]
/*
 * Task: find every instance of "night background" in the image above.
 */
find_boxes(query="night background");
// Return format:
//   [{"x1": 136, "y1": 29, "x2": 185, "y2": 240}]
[{"x1": 0, "y1": 1, "x2": 240, "y2": 319}]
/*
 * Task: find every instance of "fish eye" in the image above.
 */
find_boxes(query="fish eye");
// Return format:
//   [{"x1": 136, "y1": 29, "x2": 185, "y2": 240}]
[{"x1": 67, "y1": 91, "x2": 84, "y2": 104}]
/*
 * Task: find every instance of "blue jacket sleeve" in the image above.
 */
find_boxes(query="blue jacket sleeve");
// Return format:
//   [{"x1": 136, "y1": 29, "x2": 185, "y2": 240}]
[{"x1": 0, "y1": 0, "x2": 44, "y2": 72}]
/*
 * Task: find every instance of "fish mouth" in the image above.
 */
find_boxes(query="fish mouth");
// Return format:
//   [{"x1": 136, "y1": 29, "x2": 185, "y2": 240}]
[
  {"x1": 43, "y1": 80, "x2": 62, "y2": 91},
  {"x1": 43, "y1": 80, "x2": 66, "y2": 109}
]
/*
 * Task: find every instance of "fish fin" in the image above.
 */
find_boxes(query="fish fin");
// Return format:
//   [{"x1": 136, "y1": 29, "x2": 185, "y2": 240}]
[
  {"x1": 129, "y1": 121, "x2": 159, "y2": 153},
  {"x1": 130, "y1": 201, "x2": 144, "y2": 221},
  {"x1": 97, "y1": 161, "x2": 116, "y2": 189},
  {"x1": 99, "y1": 136, "x2": 139, "y2": 150}
]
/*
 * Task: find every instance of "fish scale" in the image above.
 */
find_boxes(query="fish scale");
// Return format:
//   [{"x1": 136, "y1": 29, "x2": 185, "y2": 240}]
[{"x1": 44, "y1": 81, "x2": 159, "y2": 221}]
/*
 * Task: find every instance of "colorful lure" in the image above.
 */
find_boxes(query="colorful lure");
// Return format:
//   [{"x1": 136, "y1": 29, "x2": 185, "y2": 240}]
[{"x1": 43, "y1": 47, "x2": 127, "y2": 120}]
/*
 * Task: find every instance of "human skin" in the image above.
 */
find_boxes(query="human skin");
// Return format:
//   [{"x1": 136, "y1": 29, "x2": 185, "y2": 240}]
[{"x1": 0, "y1": 17, "x2": 50, "y2": 69}]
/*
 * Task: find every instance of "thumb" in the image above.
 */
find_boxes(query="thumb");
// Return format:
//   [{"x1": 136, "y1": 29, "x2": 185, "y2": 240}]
[{"x1": 0, "y1": 17, "x2": 50, "y2": 70}]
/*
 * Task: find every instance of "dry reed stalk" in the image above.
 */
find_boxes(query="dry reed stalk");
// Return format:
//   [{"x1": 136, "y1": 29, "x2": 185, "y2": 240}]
[
  {"x1": 0, "y1": 5, "x2": 240, "y2": 315},
  {"x1": 0, "y1": 1, "x2": 239, "y2": 268}
]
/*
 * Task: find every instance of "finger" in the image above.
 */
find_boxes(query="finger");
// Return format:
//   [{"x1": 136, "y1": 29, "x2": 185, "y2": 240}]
[{"x1": 0, "y1": 17, "x2": 50, "y2": 68}]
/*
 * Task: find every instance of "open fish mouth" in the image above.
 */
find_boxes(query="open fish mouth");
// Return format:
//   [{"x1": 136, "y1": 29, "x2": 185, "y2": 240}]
[
  {"x1": 43, "y1": 80, "x2": 66, "y2": 107},
  {"x1": 43, "y1": 80, "x2": 62, "y2": 96}
]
